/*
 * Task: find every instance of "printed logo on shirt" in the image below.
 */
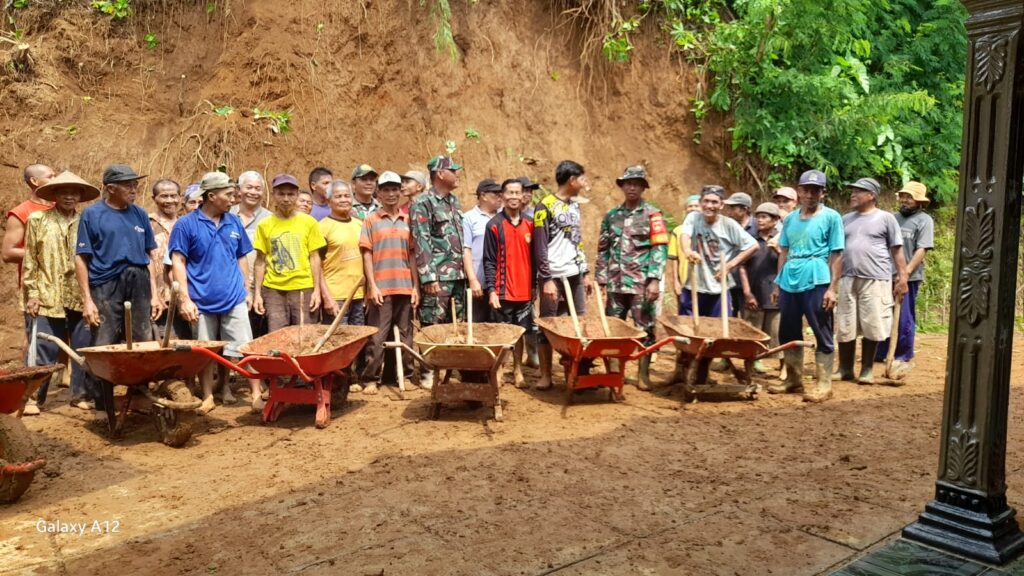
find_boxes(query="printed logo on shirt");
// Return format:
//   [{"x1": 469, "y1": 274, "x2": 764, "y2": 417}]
[
  {"x1": 134, "y1": 226, "x2": 145, "y2": 233},
  {"x1": 230, "y1": 231, "x2": 241, "y2": 239}
]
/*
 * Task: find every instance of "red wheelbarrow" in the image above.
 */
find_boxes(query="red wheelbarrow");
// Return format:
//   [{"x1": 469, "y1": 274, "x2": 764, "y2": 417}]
[
  {"x1": 0, "y1": 365, "x2": 61, "y2": 503},
  {"x1": 659, "y1": 315, "x2": 814, "y2": 401},
  {"x1": 536, "y1": 317, "x2": 687, "y2": 404},
  {"x1": 40, "y1": 334, "x2": 224, "y2": 446},
  {"x1": 187, "y1": 325, "x2": 378, "y2": 429}
]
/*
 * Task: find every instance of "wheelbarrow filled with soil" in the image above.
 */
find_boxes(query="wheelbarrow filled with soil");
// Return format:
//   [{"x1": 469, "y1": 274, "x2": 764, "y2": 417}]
[
  {"x1": 0, "y1": 365, "x2": 62, "y2": 503},
  {"x1": 38, "y1": 335, "x2": 224, "y2": 447},
  {"x1": 386, "y1": 322, "x2": 525, "y2": 422},
  {"x1": 659, "y1": 315, "x2": 813, "y2": 401},
  {"x1": 536, "y1": 316, "x2": 684, "y2": 405},
  {"x1": 188, "y1": 325, "x2": 378, "y2": 429}
]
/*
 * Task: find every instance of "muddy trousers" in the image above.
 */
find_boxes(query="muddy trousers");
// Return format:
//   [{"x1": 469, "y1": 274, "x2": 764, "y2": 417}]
[
  {"x1": 88, "y1": 265, "x2": 154, "y2": 411},
  {"x1": 778, "y1": 284, "x2": 834, "y2": 355},
  {"x1": 362, "y1": 295, "x2": 414, "y2": 381}
]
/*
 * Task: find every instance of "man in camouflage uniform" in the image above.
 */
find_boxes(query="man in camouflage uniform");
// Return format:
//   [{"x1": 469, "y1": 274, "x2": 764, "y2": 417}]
[
  {"x1": 409, "y1": 155, "x2": 467, "y2": 329},
  {"x1": 596, "y1": 165, "x2": 669, "y2": 390}
]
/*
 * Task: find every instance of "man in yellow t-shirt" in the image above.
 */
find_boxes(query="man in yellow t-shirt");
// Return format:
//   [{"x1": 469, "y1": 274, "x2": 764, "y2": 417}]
[
  {"x1": 252, "y1": 174, "x2": 327, "y2": 332},
  {"x1": 667, "y1": 194, "x2": 702, "y2": 313},
  {"x1": 318, "y1": 181, "x2": 365, "y2": 325}
]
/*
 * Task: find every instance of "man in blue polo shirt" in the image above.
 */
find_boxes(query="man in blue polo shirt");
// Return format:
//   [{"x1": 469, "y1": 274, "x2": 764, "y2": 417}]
[
  {"x1": 76, "y1": 164, "x2": 163, "y2": 422},
  {"x1": 769, "y1": 169, "x2": 845, "y2": 403},
  {"x1": 169, "y1": 172, "x2": 262, "y2": 415}
]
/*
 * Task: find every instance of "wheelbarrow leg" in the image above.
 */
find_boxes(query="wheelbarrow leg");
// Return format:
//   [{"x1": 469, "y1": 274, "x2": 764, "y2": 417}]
[
  {"x1": 314, "y1": 376, "x2": 331, "y2": 429},
  {"x1": 100, "y1": 381, "x2": 117, "y2": 436},
  {"x1": 730, "y1": 359, "x2": 752, "y2": 385}
]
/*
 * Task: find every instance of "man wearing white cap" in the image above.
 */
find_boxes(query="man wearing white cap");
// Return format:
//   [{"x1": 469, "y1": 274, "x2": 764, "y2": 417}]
[
  {"x1": 400, "y1": 170, "x2": 426, "y2": 213},
  {"x1": 22, "y1": 171, "x2": 99, "y2": 414},
  {"x1": 875, "y1": 181, "x2": 933, "y2": 376},
  {"x1": 170, "y1": 172, "x2": 263, "y2": 414},
  {"x1": 769, "y1": 169, "x2": 843, "y2": 402},
  {"x1": 834, "y1": 177, "x2": 908, "y2": 385},
  {"x1": 773, "y1": 187, "x2": 798, "y2": 218}
]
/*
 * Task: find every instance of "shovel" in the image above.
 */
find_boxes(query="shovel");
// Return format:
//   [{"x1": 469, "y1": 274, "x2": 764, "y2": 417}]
[
  {"x1": 27, "y1": 316, "x2": 38, "y2": 367},
  {"x1": 884, "y1": 298, "x2": 905, "y2": 382}
]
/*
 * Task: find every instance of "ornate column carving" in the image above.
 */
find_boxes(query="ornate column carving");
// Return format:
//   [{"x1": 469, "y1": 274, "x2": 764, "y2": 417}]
[{"x1": 902, "y1": 0, "x2": 1024, "y2": 564}]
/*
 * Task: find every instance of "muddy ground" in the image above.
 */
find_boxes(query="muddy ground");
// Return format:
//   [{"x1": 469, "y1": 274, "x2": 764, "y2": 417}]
[{"x1": 4, "y1": 333, "x2": 1024, "y2": 575}]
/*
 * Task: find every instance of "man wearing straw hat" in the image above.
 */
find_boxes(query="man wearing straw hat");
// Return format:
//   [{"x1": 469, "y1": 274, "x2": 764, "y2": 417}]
[
  {"x1": 874, "y1": 181, "x2": 934, "y2": 376},
  {"x1": 22, "y1": 171, "x2": 99, "y2": 415},
  {"x1": 76, "y1": 164, "x2": 164, "y2": 418},
  {"x1": 169, "y1": 172, "x2": 263, "y2": 414},
  {"x1": 595, "y1": 165, "x2": 669, "y2": 391}
]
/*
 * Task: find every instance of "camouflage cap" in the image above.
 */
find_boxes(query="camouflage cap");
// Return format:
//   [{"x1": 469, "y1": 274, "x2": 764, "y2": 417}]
[
  {"x1": 427, "y1": 156, "x2": 462, "y2": 172},
  {"x1": 615, "y1": 165, "x2": 649, "y2": 188},
  {"x1": 351, "y1": 164, "x2": 378, "y2": 180}
]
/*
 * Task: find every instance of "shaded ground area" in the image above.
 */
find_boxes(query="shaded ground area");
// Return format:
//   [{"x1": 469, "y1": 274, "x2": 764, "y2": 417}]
[{"x1": 4, "y1": 334, "x2": 1024, "y2": 575}]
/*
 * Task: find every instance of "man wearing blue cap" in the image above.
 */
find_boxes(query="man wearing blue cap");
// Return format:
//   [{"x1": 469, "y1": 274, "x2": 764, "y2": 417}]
[
  {"x1": 769, "y1": 169, "x2": 844, "y2": 402},
  {"x1": 834, "y1": 177, "x2": 908, "y2": 385}
]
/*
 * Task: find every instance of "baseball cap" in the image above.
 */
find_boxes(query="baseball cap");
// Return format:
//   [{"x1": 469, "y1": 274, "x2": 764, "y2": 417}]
[
  {"x1": 773, "y1": 187, "x2": 797, "y2": 201},
  {"x1": 352, "y1": 164, "x2": 378, "y2": 179},
  {"x1": 185, "y1": 183, "x2": 203, "y2": 201},
  {"x1": 847, "y1": 177, "x2": 881, "y2": 195},
  {"x1": 724, "y1": 192, "x2": 753, "y2": 208},
  {"x1": 898, "y1": 181, "x2": 930, "y2": 205},
  {"x1": 754, "y1": 202, "x2": 781, "y2": 218},
  {"x1": 516, "y1": 176, "x2": 540, "y2": 190},
  {"x1": 700, "y1": 184, "x2": 726, "y2": 199},
  {"x1": 377, "y1": 171, "x2": 402, "y2": 186},
  {"x1": 200, "y1": 171, "x2": 235, "y2": 192},
  {"x1": 686, "y1": 194, "x2": 701, "y2": 204},
  {"x1": 798, "y1": 169, "x2": 826, "y2": 187},
  {"x1": 615, "y1": 165, "x2": 650, "y2": 188},
  {"x1": 426, "y1": 155, "x2": 462, "y2": 172},
  {"x1": 271, "y1": 173, "x2": 300, "y2": 189},
  {"x1": 476, "y1": 178, "x2": 502, "y2": 195},
  {"x1": 102, "y1": 164, "x2": 146, "y2": 185},
  {"x1": 401, "y1": 170, "x2": 426, "y2": 187}
]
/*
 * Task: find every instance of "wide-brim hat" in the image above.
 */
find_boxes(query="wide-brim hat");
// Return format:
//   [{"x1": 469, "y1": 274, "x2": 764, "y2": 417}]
[
  {"x1": 36, "y1": 171, "x2": 100, "y2": 202},
  {"x1": 897, "y1": 181, "x2": 930, "y2": 205},
  {"x1": 615, "y1": 165, "x2": 650, "y2": 188}
]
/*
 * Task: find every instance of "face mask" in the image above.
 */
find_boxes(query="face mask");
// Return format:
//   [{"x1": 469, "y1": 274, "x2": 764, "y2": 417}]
[{"x1": 899, "y1": 206, "x2": 919, "y2": 217}]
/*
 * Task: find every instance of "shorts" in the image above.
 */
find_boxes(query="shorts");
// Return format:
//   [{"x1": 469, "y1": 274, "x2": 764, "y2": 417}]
[
  {"x1": 495, "y1": 300, "x2": 533, "y2": 332},
  {"x1": 196, "y1": 301, "x2": 254, "y2": 358},
  {"x1": 836, "y1": 276, "x2": 893, "y2": 342}
]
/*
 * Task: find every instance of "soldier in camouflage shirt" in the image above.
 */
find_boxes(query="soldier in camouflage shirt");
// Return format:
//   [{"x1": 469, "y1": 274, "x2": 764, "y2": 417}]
[
  {"x1": 351, "y1": 164, "x2": 382, "y2": 221},
  {"x1": 595, "y1": 165, "x2": 669, "y2": 390},
  {"x1": 409, "y1": 155, "x2": 467, "y2": 326}
]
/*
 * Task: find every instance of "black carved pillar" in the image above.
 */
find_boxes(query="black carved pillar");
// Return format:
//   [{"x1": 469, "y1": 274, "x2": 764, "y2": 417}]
[{"x1": 902, "y1": 0, "x2": 1024, "y2": 565}]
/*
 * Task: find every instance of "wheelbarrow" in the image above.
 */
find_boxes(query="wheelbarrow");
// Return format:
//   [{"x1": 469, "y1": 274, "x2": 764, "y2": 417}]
[
  {"x1": 39, "y1": 334, "x2": 223, "y2": 447},
  {"x1": 385, "y1": 322, "x2": 525, "y2": 422},
  {"x1": 659, "y1": 315, "x2": 814, "y2": 401},
  {"x1": 536, "y1": 316, "x2": 686, "y2": 405},
  {"x1": 188, "y1": 324, "x2": 378, "y2": 429},
  {"x1": 0, "y1": 365, "x2": 61, "y2": 503}
]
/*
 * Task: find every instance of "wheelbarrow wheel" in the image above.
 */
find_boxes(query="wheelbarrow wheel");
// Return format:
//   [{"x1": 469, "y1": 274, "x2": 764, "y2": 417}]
[
  {"x1": 0, "y1": 413, "x2": 42, "y2": 503},
  {"x1": 151, "y1": 380, "x2": 194, "y2": 448},
  {"x1": 330, "y1": 373, "x2": 351, "y2": 409}
]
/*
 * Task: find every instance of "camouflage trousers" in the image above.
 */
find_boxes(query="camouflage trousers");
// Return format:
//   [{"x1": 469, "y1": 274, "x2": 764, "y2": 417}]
[
  {"x1": 418, "y1": 279, "x2": 467, "y2": 325},
  {"x1": 606, "y1": 292, "x2": 657, "y2": 345}
]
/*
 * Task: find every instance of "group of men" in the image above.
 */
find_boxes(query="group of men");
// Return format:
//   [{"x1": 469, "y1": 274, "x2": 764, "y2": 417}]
[
  {"x1": 6, "y1": 158, "x2": 933, "y2": 419},
  {"x1": 665, "y1": 169, "x2": 933, "y2": 403}
]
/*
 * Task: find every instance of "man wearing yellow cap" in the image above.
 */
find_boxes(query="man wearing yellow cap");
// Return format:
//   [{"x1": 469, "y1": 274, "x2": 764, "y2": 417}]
[{"x1": 874, "y1": 181, "x2": 933, "y2": 376}]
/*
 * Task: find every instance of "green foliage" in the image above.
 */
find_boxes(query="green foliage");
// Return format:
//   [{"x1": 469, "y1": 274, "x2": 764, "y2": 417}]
[
  {"x1": 916, "y1": 206, "x2": 955, "y2": 332},
  {"x1": 253, "y1": 108, "x2": 291, "y2": 134},
  {"x1": 91, "y1": 0, "x2": 133, "y2": 20},
  {"x1": 12, "y1": 0, "x2": 29, "y2": 9},
  {"x1": 464, "y1": 128, "x2": 480, "y2": 141},
  {"x1": 212, "y1": 104, "x2": 233, "y2": 117},
  {"x1": 144, "y1": 32, "x2": 157, "y2": 50},
  {"x1": 423, "y1": 0, "x2": 458, "y2": 63}
]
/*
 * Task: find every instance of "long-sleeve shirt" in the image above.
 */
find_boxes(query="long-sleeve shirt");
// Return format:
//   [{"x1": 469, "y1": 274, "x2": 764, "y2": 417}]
[
  {"x1": 595, "y1": 201, "x2": 668, "y2": 294},
  {"x1": 409, "y1": 188, "x2": 466, "y2": 285},
  {"x1": 23, "y1": 209, "x2": 82, "y2": 317}
]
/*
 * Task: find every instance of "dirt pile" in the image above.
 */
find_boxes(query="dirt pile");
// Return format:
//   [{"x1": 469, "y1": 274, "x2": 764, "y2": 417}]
[{"x1": 0, "y1": 0, "x2": 727, "y2": 359}]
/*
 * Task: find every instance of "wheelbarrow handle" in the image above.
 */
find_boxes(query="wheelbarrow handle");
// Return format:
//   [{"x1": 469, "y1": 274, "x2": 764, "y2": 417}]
[
  {"x1": 1, "y1": 457, "x2": 46, "y2": 476},
  {"x1": 185, "y1": 346, "x2": 261, "y2": 379},
  {"x1": 275, "y1": 352, "x2": 313, "y2": 383},
  {"x1": 384, "y1": 341, "x2": 436, "y2": 371},
  {"x1": 38, "y1": 333, "x2": 86, "y2": 367},
  {"x1": 754, "y1": 340, "x2": 816, "y2": 360},
  {"x1": 627, "y1": 336, "x2": 689, "y2": 361}
]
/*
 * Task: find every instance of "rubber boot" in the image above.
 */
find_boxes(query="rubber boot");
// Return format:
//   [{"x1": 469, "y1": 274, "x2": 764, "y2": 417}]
[
  {"x1": 637, "y1": 356, "x2": 652, "y2": 391},
  {"x1": 669, "y1": 353, "x2": 687, "y2": 384},
  {"x1": 524, "y1": 334, "x2": 540, "y2": 369},
  {"x1": 803, "y1": 352, "x2": 834, "y2": 403},
  {"x1": 833, "y1": 341, "x2": 856, "y2": 381},
  {"x1": 858, "y1": 339, "x2": 880, "y2": 385},
  {"x1": 768, "y1": 348, "x2": 803, "y2": 394}
]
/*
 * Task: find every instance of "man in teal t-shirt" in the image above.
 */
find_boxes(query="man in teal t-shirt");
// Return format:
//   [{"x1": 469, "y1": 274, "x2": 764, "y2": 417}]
[{"x1": 769, "y1": 169, "x2": 844, "y2": 403}]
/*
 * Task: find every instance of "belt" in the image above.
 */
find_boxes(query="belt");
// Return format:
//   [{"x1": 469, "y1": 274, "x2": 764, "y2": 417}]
[{"x1": 788, "y1": 254, "x2": 826, "y2": 260}]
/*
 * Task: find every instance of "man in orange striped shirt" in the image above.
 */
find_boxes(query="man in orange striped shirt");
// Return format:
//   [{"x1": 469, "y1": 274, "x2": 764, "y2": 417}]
[{"x1": 359, "y1": 171, "x2": 419, "y2": 394}]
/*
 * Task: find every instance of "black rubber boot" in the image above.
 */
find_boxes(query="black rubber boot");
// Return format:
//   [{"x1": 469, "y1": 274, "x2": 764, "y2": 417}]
[
  {"x1": 833, "y1": 340, "x2": 856, "y2": 381},
  {"x1": 858, "y1": 339, "x2": 880, "y2": 384}
]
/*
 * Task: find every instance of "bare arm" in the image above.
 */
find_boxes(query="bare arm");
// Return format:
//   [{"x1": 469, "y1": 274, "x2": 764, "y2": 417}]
[
  {"x1": 728, "y1": 243, "x2": 759, "y2": 271},
  {"x1": 1, "y1": 215, "x2": 25, "y2": 264},
  {"x1": 171, "y1": 252, "x2": 199, "y2": 322},
  {"x1": 823, "y1": 251, "x2": 843, "y2": 311},
  {"x1": 907, "y1": 247, "x2": 927, "y2": 276},
  {"x1": 76, "y1": 254, "x2": 101, "y2": 326},
  {"x1": 362, "y1": 250, "x2": 382, "y2": 306},
  {"x1": 252, "y1": 252, "x2": 267, "y2": 314},
  {"x1": 891, "y1": 245, "x2": 909, "y2": 299},
  {"x1": 770, "y1": 247, "x2": 788, "y2": 305},
  {"x1": 463, "y1": 247, "x2": 482, "y2": 298},
  {"x1": 308, "y1": 250, "x2": 323, "y2": 312},
  {"x1": 148, "y1": 248, "x2": 164, "y2": 320}
]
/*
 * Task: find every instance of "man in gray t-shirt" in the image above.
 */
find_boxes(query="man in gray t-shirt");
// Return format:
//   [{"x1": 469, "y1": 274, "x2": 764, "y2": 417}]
[
  {"x1": 835, "y1": 178, "x2": 909, "y2": 384},
  {"x1": 875, "y1": 181, "x2": 934, "y2": 371}
]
